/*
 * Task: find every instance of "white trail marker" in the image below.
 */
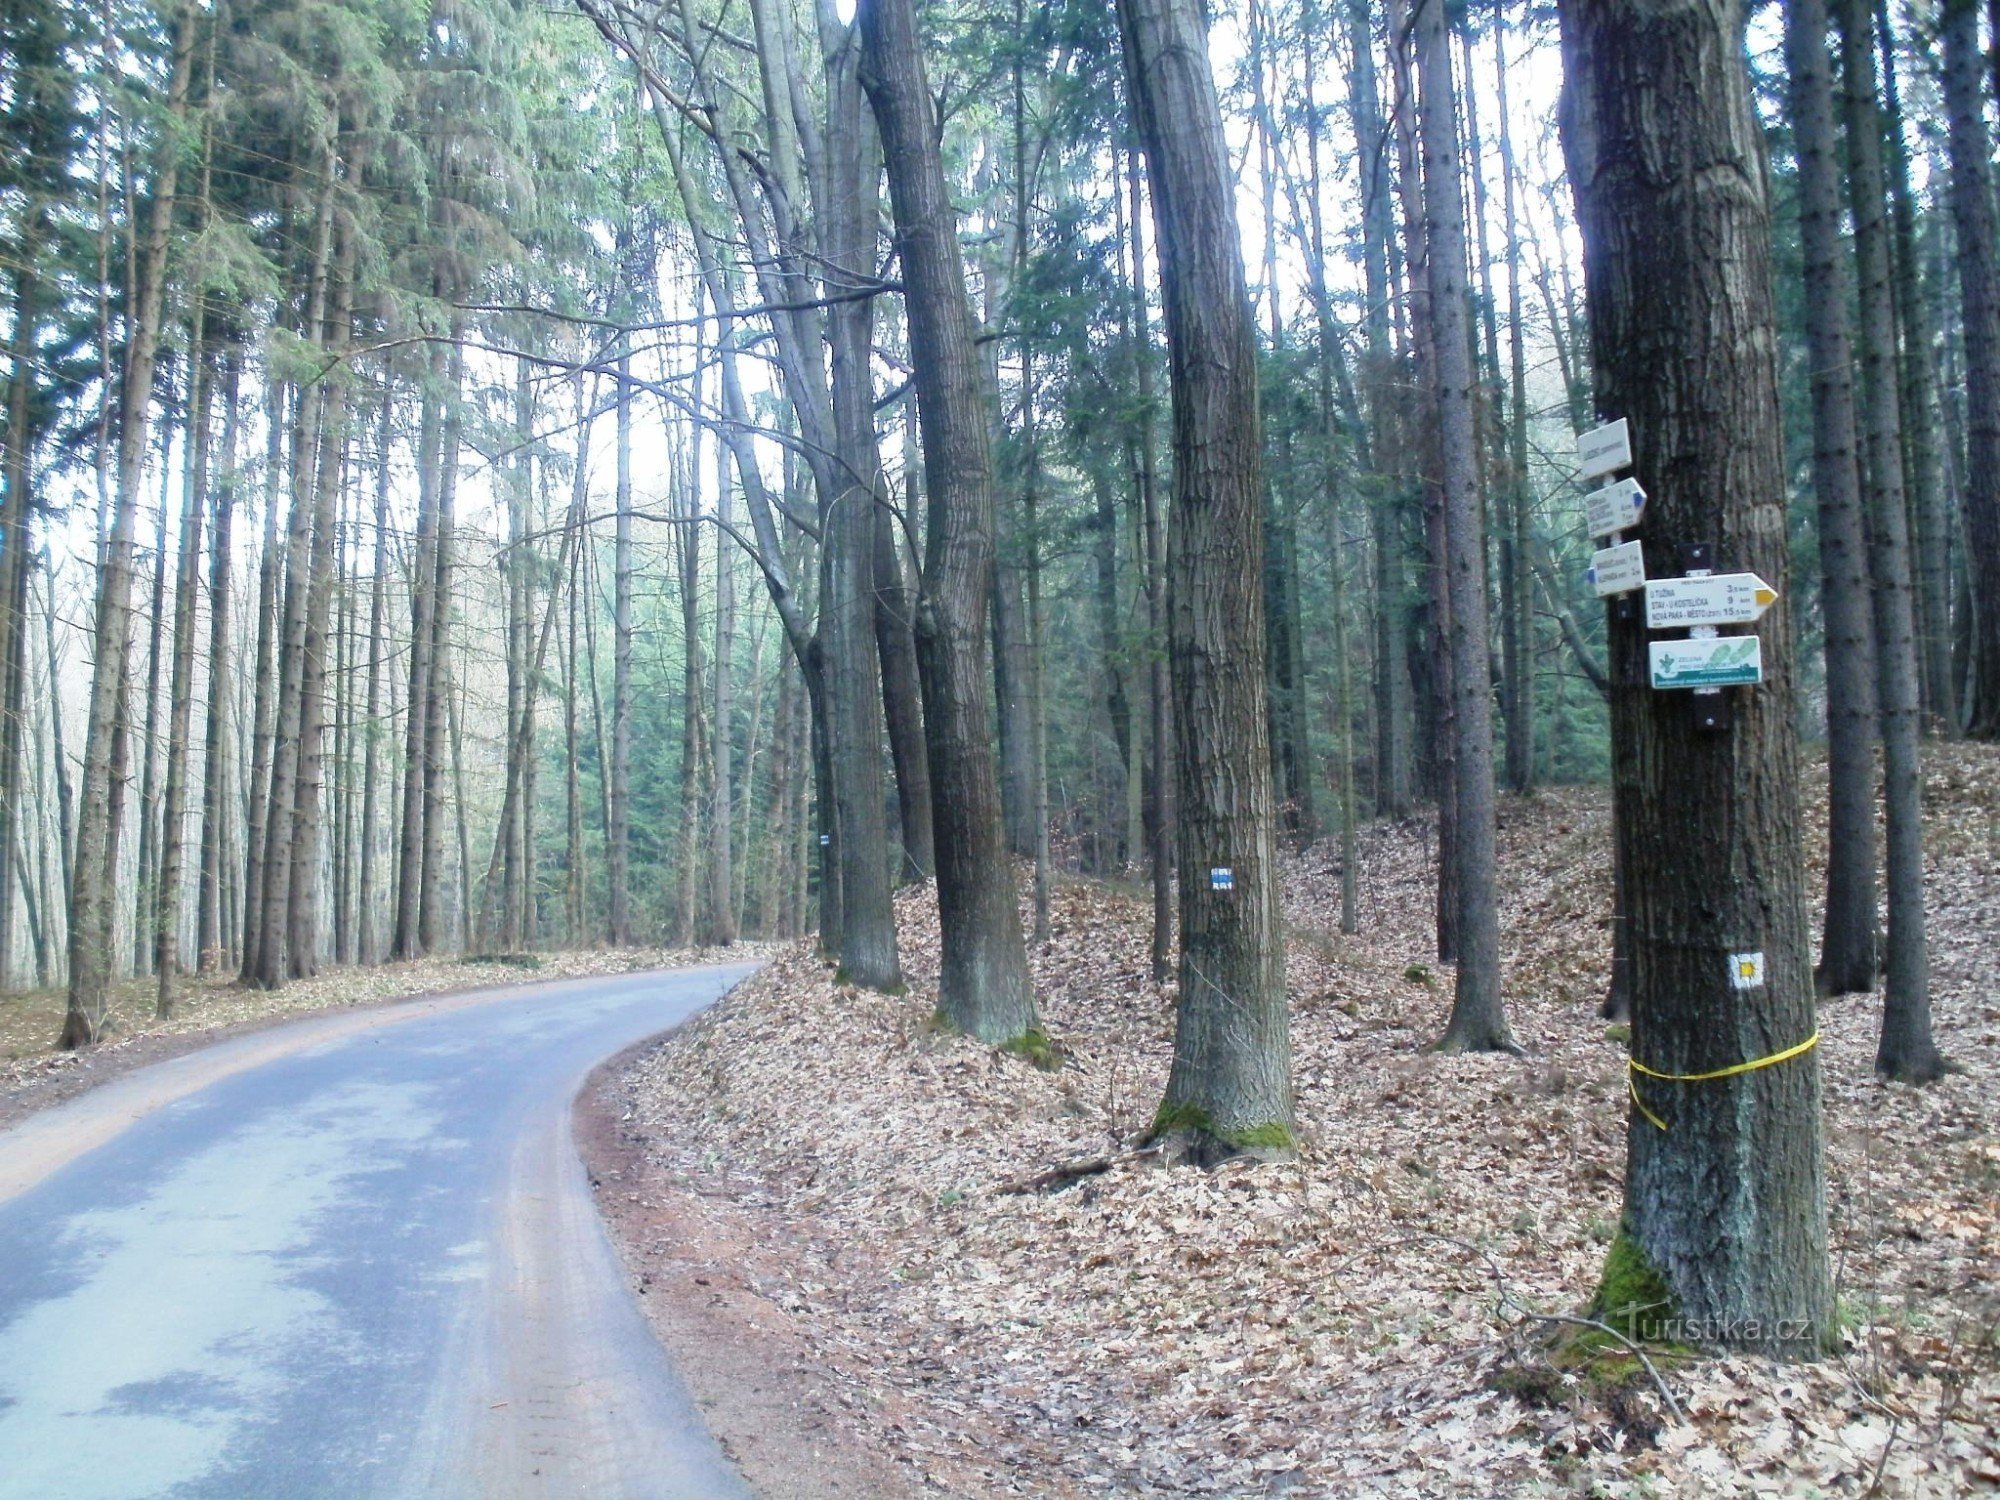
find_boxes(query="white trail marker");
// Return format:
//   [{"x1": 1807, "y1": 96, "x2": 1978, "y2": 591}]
[
  {"x1": 1577, "y1": 418, "x2": 1633, "y2": 480},
  {"x1": 1587, "y1": 539, "x2": 1646, "y2": 597},
  {"x1": 1644, "y1": 572, "x2": 1779, "y2": 629},
  {"x1": 1585, "y1": 477, "x2": 1647, "y2": 539}
]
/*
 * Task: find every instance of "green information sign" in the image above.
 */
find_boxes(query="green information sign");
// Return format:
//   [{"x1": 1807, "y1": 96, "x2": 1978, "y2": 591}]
[{"x1": 1648, "y1": 635, "x2": 1763, "y2": 690}]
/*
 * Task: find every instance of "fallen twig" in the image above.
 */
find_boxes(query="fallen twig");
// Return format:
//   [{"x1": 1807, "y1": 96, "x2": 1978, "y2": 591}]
[{"x1": 992, "y1": 1145, "x2": 1163, "y2": 1196}]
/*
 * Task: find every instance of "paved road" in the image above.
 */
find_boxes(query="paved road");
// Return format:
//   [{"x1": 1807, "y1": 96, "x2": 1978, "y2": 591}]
[{"x1": 0, "y1": 965, "x2": 760, "y2": 1500}]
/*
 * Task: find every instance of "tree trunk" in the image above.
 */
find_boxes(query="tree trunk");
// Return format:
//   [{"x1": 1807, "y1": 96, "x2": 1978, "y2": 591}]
[
  {"x1": 821, "y1": 52, "x2": 900, "y2": 985},
  {"x1": 1496, "y1": 19, "x2": 1537, "y2": 796},
  {"x1": 1124, "y1": 147, "x2": 1175, "y2": 985},
  {"x1": 1788, "y1": 0, "x2": 1881, "y2": 998},
  {"x1": 63, "y1": 2, "x2": 195, "y2": 1046},
  {"x1": 704, "y1": 444, "x2": 739, "y2": 948},
  {"x1": 196, "y1": 350, "x2": 240, "y2": 974},
  {"x1": 393, "y1": 356, "x2": 443, "y2": 959},
  {"x1": 1119, "y1": 0, "x2": 1292, "y2": 1156},
  {"x1": 252, "y1": 156, "x2": 339, "y2": 990},
  {"x1": 607, "y1": 344, "x2": 633, "y2": 946},
  {"x1": 1943, "y1": 0, "x2": 2000, "y2": 737},
  {"x1": 1349, "y1": 0, "x2": 1413, "y2": 820},
  {"x1": 877, "y1": 470, "x2": 932, "y2": 882},
  {"x1": 1389, "y1": 0, "x2": 1458, "y2": 965},
  {"x1": 356, "y1": 388, "x2": 390, "y2": 965},
  {"x1": 1838, "y1": 0, "x2": 1947, "y2": 1081},
  {"x1": 419, "y1": 344, "x2": 462, "y2": 954},
  {"x1": 1418, "y1": 0, "x2": 1512, "y2": 1054},
  {"x1": 1875, "y1": 0, "x2": 1957, "y2": 731},
  {"x1": 135, "y1": 438, "x2": 173, "y2": 978},
  {"x1": 154, "y1": 319, "x2": 212, "y2": 1014},
  {"x1": 1558, "y1": 0, "x2": 1833, "y2": 1354},
  {"x1": 860, "y1": 0, "x2": 1037, "y2": 1043},
  {"x1": 284, "y1": 210, "x2": 359, "y2": 981},
  {"x1": 241, "y1": 384, "x2": 286, "y2": 975}
]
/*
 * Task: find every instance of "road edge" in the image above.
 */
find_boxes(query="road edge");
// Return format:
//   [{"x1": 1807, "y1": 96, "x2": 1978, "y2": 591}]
[{"x1": 573, "y1": 1020, "x2": 940, "y2": 1500}]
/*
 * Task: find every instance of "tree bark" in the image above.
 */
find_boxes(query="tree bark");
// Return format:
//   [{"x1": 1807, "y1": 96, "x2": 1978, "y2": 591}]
[
  {"x1": 1837, "y1": 0, "x2": 1946, "y2": 1081},
  {"x1": 1943, "y1": 0, "x2": 2000, "y2": 737},
  {"x1": 196, "y1": 349, "x2": 240, "y2": 974},
  {"x1": 1558, "y1": 0, "x2": 1833, "y2": 1353},
  {"x1": 608, "y1": 339, "x2": 633, "y2": 946},
  {"x1": 1119, "y1": 0, "x2": 1292, "y2": 1155},
  {"x1": 1788, "y1": 0, "x2": 1881, "y2": 998},
  {"x1": 154, "y1": 319, "x2": 212, "y2": 1013},
  {"x1": 860, "y1": 0, "x2": 1037, "y2": 1042},
  {"x1": 1418, "y1": 0, "x2": 1512, "y2": 1054},
  {"x1": 821, "y1": 48, "x2": 900, "y2": 985},
  {"x1": 1875, "y1": 0, "x2": 1957, "y2": 731},
  {"x1": 63, "y1": 2, "x2": 195, "y2": 1045}
]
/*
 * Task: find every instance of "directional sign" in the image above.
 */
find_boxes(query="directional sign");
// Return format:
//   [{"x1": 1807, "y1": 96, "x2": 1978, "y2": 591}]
[
  {"x1": 1649, "y1": 635, "x2": 1764, "y2": 690},
  {"x1": 1577, "y1": 418, "x2": 1632, "y2": 480},
  {"x1": 1644, "y1": 572, "x2": 1779, "y2": 629},
  {"x1": 1585, "y1": 478, "x2": 1647, "y2": 540},
  {"x1": 1586, "y1": 539, "x2": 1646, "y2": 597}
]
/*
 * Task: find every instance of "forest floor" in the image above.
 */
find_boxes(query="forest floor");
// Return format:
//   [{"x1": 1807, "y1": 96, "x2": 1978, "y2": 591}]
[
  {"x1": 0, "y1": 943, "x2": 774, "y2": 1130},
  {"x1": 588, "y1": 743, "x2": 2000, "y2": 1498}
]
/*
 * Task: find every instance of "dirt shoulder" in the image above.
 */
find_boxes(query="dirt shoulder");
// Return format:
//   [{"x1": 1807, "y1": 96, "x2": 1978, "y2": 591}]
[{"x1": 577, "y1": 1036, "x2": 963, "y2": 1499}]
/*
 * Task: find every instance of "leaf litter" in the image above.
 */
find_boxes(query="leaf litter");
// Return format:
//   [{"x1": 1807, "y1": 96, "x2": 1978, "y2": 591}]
[{"x1": 605, "y1": 747, "x2": 1996, "y2": 1495}]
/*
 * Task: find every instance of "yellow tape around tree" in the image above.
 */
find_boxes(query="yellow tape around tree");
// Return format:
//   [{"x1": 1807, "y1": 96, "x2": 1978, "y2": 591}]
[{"x1": 1627, "y1": 1031, "x2": 1821, "y2": 1131}]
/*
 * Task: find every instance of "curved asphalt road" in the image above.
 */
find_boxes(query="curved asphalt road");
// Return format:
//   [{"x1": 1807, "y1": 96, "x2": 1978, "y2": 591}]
[{"x1": 0, "y1": 964, "x2": 760, "y2": 1500}]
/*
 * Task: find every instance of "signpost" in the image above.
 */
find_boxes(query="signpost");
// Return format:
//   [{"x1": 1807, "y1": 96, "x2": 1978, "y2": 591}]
[
  {"x1": 1648, "y1": 635, "x2": 1764, "y2": 690},
  {"x1": 1577, "y1": 417, "x2": 1633, "y2": 480},
  {"x1": 1644, "y1": 573, "x2": 1778, "y2": 629},
  {"x1": 1585, "y1": 477, "x2": 1647, "y2": 539},
  {"x1": 1587, "y1": 539, "x2": 1646, "y2": 597}
]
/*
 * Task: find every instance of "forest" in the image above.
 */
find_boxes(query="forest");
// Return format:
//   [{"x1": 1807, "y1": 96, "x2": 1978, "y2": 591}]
[{"x1": 2, "y1": 0, "x2": 1999, "y2": 1479}]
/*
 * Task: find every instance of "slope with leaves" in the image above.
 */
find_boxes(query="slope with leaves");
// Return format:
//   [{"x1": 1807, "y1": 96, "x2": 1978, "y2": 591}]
[{"x1": 601, "y1": 745, "x2": 2000, "y2": 1497}]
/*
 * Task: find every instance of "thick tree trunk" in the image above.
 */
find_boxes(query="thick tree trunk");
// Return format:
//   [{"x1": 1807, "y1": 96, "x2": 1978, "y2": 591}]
[
  {"x1": 860, "y1": 0, "x2": 1037, "y2": 1042},
  {"x1": 821, "y1": 55, "x2": 899, "y2": 985},
  {"x1": 1119, "y1": 0, "x2": 1292, "y2": 1155},
  {"x1": 1558, "y1": 0, "x2": 1833, "y2": 1354},
  {"x1": 1943, "y1": 0, "x2": 2000, "y2": 737},
  {"x1": 1838, "y1": 0, "x2": 1946, "y2": 1081},
  {"x1": 1788, "y1": 0, "x2": 1881, "y2": 998},
  {"x1": 63, "y1": 4, "x2": 195, "y2": 1045},
  {"x1": 1417, "y1": 0, "x2": 1512, "y2": 1054}
]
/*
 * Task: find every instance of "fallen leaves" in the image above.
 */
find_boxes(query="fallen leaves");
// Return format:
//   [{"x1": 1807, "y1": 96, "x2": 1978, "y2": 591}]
[{"x1": 604, "y1": 746, "x2": 2000, "y2": 1497}]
